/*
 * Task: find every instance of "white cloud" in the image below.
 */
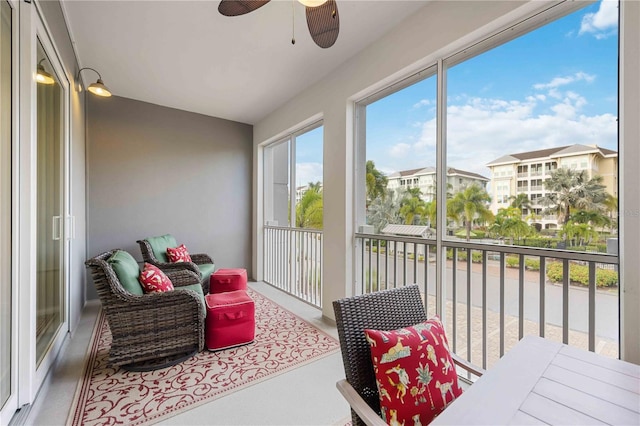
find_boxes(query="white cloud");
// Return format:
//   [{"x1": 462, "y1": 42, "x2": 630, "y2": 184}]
[
  {"x1": 295, "y1": 162, "x2": 323, "y2": 187},
  {"x1": 580, "y1": 0, "x2": 618, "y2": 39},
  {"x1": 533, "y1": 72, "x2": 595, "y2": 90},
  {"x1": 389, "y1": 143, "x2": 411, "y2": 158},
  {"x1": 413, "y1": 99, "x2": 431, "y2": 108},
  {"x1": 379, "y1": 91, "x2": 616, "y2": 178}
]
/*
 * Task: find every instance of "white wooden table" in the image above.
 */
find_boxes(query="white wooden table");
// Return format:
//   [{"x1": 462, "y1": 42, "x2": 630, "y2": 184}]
[{"x1": 433, "y1": 335, "x2": 640, "y2": 425}]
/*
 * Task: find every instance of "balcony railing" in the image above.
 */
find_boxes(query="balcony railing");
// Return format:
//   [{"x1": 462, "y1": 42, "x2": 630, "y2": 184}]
[
  {"x1": 355, "y1": 233, "x2": 619, "y2": 369},
  {"x1": 516, "y1": 187, "x2": 528, "y2": 192},
  {"x1": 263, "y1": 226, "x2": 323, "y2": 307}
]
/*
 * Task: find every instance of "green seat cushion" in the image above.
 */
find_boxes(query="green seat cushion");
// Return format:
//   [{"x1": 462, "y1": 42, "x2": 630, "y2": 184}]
[
  {"x1": 197, "y1": 263, "x2": 216, "y2": 284},
  {"x1": 146, "y1": 234, "x2": 178, "y2": 263},
  {"x1": 178, "y1": 283, "x2": 205, "y2": 308},
  {"x1": 108, "y1": 250, "x2": 143, "y2": 296}
]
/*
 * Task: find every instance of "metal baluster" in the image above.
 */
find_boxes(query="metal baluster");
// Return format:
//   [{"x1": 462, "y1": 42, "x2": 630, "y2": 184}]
[
  {"x1": 563, "y1": 258, "x2": 569, "y2": 344},
  {"x1": 588, "y1": 262, "x2": 596, "y2": 352}
]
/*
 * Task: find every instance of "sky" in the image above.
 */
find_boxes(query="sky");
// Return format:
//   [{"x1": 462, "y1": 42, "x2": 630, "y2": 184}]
[{"x1": 294, "y1": 0, "x2": 618, "y2": 185}]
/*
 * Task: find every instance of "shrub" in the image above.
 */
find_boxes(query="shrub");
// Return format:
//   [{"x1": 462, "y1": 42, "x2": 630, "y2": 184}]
[
  {"x1": 504, "y1": 255, "x2": 541, "y2": 270},
  {"x1": 446, "y1": 249, "x2": 483, "y2": 263},
  {"x1": 506, "y1": 256, "x2": 519, "y2": 268},
  {"x1": 520, "y1": 237, "x2": 561, "y2": 249},
  {"x1": 546, "y1": 262, "x2": 618, "y2": 287},
  {"x1": 472, "y1": 230, "x2": 486, "y2": 238},
  {"x1": 525, "y1": 258, "x2": 540, "y2": 271}
]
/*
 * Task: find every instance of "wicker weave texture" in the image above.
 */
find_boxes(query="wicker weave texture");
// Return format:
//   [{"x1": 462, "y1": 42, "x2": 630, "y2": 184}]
[
  {"x1": 332, "y1": 284, "x2": 428, "y2": 426},
  {"x1": 85, "y1": 250, "x2": 205, "y2": 369},
  {"x1": 137, "y1": 238, "x2": 214, "y2": 294}
]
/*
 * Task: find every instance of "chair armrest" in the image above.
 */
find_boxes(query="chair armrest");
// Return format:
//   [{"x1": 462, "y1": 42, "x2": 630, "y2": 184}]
[
  {"x1": 165, "y1": 269, "x2": 201, "y2": 287},
  {"x1": 151, "y1": 261, "x2": 203, "y2": 279},
  {"x1": 191, "y1": 253, "x2": 214, "y2": 265},
  {"x1": 336, "y1": 380, "x2": 386, "y2": 426},
  {"x1": 452, "y1": 353, "x2": 486, "y2": 377}
]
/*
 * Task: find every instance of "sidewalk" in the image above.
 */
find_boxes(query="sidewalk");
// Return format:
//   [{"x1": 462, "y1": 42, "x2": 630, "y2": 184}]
[{"x1": 422, "y1": 293, "x2": 618, "y2": 370}]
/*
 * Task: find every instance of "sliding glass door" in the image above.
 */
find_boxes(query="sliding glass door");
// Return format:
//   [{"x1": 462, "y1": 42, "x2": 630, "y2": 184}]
[{"x1": 35, "y1": 38, "x2": 65, "y2": 366}]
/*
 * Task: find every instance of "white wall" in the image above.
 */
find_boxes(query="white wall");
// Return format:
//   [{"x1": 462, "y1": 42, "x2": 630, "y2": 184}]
[{"x1": 253, "y1": 0, "x2": 640, "y2": 364}]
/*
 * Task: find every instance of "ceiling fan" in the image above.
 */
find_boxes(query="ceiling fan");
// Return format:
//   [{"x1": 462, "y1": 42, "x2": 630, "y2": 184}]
[{"x1": 218, "y1": 0, "x2": 340, "y2": 48}]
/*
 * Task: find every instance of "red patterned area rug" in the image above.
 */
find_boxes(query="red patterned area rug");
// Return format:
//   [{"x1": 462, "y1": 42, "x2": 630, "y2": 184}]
[{"x1": 67, "y1": 288, "x2": 339, "y2": 426}]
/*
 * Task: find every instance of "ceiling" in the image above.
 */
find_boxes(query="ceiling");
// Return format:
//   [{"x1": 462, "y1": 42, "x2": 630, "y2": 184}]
[{"x1": 62, "y1": 0, "x2": 429, "y2": 125}]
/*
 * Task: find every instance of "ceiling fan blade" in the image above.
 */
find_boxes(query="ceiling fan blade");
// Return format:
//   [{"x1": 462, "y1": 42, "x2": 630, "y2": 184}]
[
  {"x1": 218, "y1": 0, "x2": 270, "y2": 17},
  {"x1": 305, "y1": 0, "x2": 339, "y2": 48}
]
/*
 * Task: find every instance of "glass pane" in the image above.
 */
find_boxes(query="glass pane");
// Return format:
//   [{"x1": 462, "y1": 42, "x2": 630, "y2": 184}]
[
  {"x1": 35, "y1": 40, "x2": 64, "y2": 365},
  {"x1": 365, "y1": 76, "x2": 438, "y2": 233},
  {"x1": 445, "y1": 1, "x2": 619, "y2": 362},
  {"x1": 0, "y1": 0, "x2": 12, "y2": 408},
  {"x1": 446, "y1": 2, "x2": 618, "y2": 246},
  {"x1": 294, "y1": 125, "x2": 323, "y2": 230},
  {"x1": 263, "y1": 140, "x2": 290, "y2": 227}
]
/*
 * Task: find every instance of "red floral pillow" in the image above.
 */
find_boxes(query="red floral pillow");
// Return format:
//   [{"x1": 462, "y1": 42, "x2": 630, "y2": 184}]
[
  {"x1": 138, "y1": 263, "x2": 174, "y2": 293},
  {"x1": 167, "y1": 244, "x2": 192, "y2": 263},
  {"x1": 364, "y1": 316, "x2": 462, "y2": 425}
]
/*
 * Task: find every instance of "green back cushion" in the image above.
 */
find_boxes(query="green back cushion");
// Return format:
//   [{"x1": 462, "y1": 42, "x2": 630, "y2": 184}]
[
  {"x1": 147, "y1": 234, "x2": 178, "y2": 263},
  {"x1": 197, "y1": 263, "x2": 216, "y2": 284},
  {"x1": 108, "y1": 250, "x2": 143, "y2": 295}
]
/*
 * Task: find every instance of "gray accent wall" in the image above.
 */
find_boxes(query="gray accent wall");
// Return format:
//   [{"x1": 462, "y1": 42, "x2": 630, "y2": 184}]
[{"x1": 87, "y1": 96, "x2": 253, "y2": 299}]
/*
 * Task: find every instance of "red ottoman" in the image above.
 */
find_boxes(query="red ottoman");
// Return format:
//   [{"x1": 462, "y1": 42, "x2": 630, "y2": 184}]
[
  {"x1": 205, "y1": 290, "x2": 255, "y2": 351},
  {"x1": 210, "y1": 268, "x2": 247, "y2": 294}
]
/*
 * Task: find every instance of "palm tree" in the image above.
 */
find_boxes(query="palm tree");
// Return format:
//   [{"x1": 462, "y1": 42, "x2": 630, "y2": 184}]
[
  {"x1": 307, "y1": 181, "x2": 322, "y2": 192},
  {"x1": 559, "y1": 221, "x2": 599, "y2": 246},
  {"x1": 540, "y1": 168, "x2": 607, "y2": 225},
  {"x1": 448, "y1": 184, "x2": 493, "y2": 241},
  {"x1": 399, "y1": 195, "x2": 426, "y2": 225},
  {"x1": 295, "y1": 184, "x2": 323, "y2": 229},
  {"x1": 603, "y1": 194, "x2": 618, "y2": 233},
  {"x1": 509, "y1": 193, "x2": 532, "y2": 211},
  {"x1": 490, "y1": 207, "x2": 533, "y2": 244},
  {"x1": 367, "y1": 189, "x2": 402, "y2": 233},
  {"x1": 569, "y1": 209, "x2": 611, "y2": 229},
  {"x1": 366, "y1": 160, "x2": 388, "y2": 207}
]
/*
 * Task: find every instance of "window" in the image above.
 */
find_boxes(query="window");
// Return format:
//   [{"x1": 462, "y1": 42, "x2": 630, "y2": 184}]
[
  {"x1": 361, "y1": 70, "x2": 437, "y2": 232},
  {"x1": 262, "y1": 123, "x2": 323, "y2": 305},
  {"x1": 263, "y1": 123, "x2": 323, "y2": 229},
  {"x1": 356, "y1": 0, "x2": 619, "y2": 362}
]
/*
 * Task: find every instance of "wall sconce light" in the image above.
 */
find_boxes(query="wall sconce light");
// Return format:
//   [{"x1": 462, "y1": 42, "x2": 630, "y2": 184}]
[
  {"x1": 36, "y1": 59, "x2": 55, "y2": 85},
  {"x1": 77, "y1": 67, "x2": 112, "y2": 97}
]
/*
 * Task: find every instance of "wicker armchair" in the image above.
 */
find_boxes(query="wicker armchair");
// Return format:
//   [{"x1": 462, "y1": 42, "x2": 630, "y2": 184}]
[
  {"x1": 332, "y1": 284, "x2": 485, "y2": 426},
  {"x1": 85, "y1": 249, "x2": 205, "y2": 371},
  {"x1": 137, "y1": 234, "x2": 215, "y2": 293}
]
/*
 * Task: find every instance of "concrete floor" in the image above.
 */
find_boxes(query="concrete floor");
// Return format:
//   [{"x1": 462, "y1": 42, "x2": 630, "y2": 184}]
[{"x1": 25, "y1": 282, "x2": 351, "y2": 426}]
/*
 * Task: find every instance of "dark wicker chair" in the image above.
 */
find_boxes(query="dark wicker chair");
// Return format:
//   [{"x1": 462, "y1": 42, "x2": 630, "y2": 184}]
[
  {"x1": 85, "y1": 249, "x2": 206, "y2": 371},
  {"x1": 332, "y1": 284, "x2": 485, "y2": 426},
  {"x1": 137, "y1": 235, "x2": 215, "y2": 293}
]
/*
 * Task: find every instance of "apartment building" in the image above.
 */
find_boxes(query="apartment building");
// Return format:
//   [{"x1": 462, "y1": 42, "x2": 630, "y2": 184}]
[
  {"x1": 386, "y1": 167, "x2": 489, "y2": 201},
  {"x1": 487, "y1": 144, "x2": 618, "y2": 228}
]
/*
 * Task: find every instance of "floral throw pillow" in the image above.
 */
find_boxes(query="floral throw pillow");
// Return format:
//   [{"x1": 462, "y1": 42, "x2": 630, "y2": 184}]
[
  {"x1": 166, "y1": 244, "x2": 192, "y2": 263},
  {"x1": 364, "y1": 316, "x2": 463, "y2": 425},
  {"x1": 138, "y1": 263, "x2": 174, "y2": 293}
]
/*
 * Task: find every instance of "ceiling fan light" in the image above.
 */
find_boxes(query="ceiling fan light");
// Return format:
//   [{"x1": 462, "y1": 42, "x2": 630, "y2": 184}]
[
  {"x1": 36, "y1": 65, "x2": 55, "y2": 85},
  {"x1": 87, "y1": 79, "x2": 112, "y2": 97},
  {"x1": 298, "y1": 0, "x2": 328, "y2": 7}
]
